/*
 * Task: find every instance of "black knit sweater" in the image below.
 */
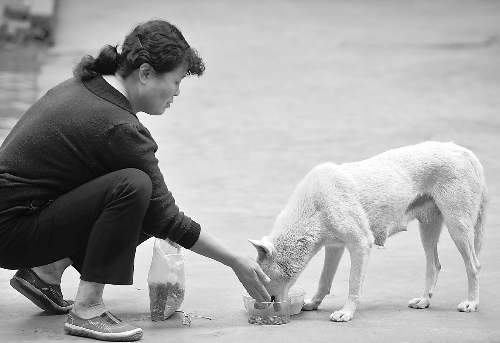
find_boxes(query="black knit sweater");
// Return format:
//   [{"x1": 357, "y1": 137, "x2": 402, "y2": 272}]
[{"x1": 0, "y1": 75, "x2": 200, "y2": 248}]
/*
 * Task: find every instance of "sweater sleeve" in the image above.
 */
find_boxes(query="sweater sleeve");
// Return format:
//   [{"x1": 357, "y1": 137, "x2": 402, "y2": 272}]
[{"x1": 97, "y1": 122, "x2": 201, "y2": 248}]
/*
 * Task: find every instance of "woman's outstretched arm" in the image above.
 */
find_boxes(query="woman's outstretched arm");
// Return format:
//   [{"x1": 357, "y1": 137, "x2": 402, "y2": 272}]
[{"x1": 190, "y1": 230, "x2": 271, "y2": 302}]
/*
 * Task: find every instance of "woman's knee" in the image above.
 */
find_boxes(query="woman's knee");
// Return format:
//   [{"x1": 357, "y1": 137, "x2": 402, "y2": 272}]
[{"x1": 113, "y1": 168, "x2": 152, "y2": 202}]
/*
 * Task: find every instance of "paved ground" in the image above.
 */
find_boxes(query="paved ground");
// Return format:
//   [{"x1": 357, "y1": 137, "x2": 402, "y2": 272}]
[
  {"x1": 0, "y1": 0, "x2": 50, "y2": 141},
  {"x1": 0, "y1": 43, "x2": 43, "y2": 141},
  {"x1": 1, "y1": 0, "x2": 499, "y2": 342}
]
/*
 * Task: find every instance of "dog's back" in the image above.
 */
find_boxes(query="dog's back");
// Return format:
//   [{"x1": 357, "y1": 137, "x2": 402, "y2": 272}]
[{"x1": 340, "y1": 141, "x2": 485, "y2": 194}]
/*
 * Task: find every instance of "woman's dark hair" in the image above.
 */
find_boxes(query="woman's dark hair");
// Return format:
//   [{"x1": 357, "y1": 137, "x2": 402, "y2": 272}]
[{"x1": 73, "y1": 19, "x2": 205, "y2": 81}]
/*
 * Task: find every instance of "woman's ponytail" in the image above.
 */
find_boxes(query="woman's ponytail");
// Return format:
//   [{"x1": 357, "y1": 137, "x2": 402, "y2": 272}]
[
  {"x1": 73, "y1": 45, "x2": 120, "y2": 81},
  {"x1": 74, "y1": 19, "x2": 205, "y2": 81}
]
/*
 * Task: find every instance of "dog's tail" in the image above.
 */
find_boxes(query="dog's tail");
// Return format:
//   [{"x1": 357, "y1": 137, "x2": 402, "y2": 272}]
[{"x1": 464, "y1": 147, "x2": 489, "y2": 256}]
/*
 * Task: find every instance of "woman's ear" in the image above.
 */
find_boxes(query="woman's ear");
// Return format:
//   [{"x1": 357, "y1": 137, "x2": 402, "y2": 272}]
[{"x1": 138, "y1": 63, "x2": 153, "y2": 83}]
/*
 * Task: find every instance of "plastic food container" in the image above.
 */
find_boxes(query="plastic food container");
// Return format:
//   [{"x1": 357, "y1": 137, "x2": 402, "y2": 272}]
[
  {"x1": 243, "y1": 297, "x2": 291, "y2": 325},
  {"x1": 242, "y1": 286, "x2": 306, "y2": 319},
  {"x1": 287, "y1": 286, "x2": 306, "y2": 315}
]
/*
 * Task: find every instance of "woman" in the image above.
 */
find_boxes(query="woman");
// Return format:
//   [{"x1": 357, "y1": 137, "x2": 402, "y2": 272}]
[{"x1": 0, "y1": 19, "x2": 270, "y2": 341}]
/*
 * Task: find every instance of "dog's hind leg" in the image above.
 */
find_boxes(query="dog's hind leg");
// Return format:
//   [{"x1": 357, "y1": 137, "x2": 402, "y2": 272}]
[
  {"x1": 303, "y1": 245, "x2": 345, "y2": 311},
  {"x1": 447, "y1": 220, "x2": 481, "y2": 312},
  {"x1": 409, "y1": 213, "x2": 444, "y2": 309},
  {"x1": 437, "y1": 191, "x2": 484, "y2": 312}
]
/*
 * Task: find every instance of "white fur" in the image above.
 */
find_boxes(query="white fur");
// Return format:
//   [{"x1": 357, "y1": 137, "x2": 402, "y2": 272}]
[{"x1": 250, "y1": 141, "x2": 488, "y2": 322}]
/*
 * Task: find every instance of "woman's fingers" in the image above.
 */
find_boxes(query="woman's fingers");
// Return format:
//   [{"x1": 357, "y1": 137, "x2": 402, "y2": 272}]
[
  {"x1": 248, "y1": 276, "x2": 270, "y2": 302},
  {"x1": 234, "y1": 256, "x2": 271, "y2": 302}
]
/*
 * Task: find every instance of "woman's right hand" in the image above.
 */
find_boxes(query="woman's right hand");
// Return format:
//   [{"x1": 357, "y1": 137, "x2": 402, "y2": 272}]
[
  {"x1": 189, "y1": 229, "x2": 271, "y2": 302},
  {"x1": 230, "y1": 255, "x2": 271, "y2": 302}
]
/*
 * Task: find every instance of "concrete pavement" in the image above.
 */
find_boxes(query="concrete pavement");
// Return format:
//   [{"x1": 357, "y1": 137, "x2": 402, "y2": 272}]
[
  {"x1": 1, "y1": 0, "x2": 500, "y2": 342},
  {"x1": 0, "y1": 0, "x2": 55, "y2": 142},
  {"x1": 0, "y1": 44, "x2": 40, "y2": 142}
]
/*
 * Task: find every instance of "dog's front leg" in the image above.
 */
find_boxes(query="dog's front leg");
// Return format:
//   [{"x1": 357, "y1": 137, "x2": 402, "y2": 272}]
[
  {"x1": 303, "y1": 245, "x2": 345, "y2": 311},
  {"x1": 330, "y1": 243, "x2": 371, "y2": 322}
]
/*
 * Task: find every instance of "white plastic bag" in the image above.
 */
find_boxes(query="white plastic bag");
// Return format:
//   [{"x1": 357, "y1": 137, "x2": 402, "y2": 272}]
[{"x1": 147, "y1": 238, "x2": 186, "y2": 321}]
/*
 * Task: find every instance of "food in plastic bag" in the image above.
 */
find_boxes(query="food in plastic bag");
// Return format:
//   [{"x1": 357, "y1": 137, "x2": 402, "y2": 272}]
[{"x1": 147, "y1": 238, "x2": 185, "y2": 321}]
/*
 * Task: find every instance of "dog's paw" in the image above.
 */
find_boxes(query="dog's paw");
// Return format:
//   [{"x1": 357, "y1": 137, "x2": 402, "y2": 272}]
[
  {"x1": 302, "y1": 298, "x2": 321, "y2": 311},
  {"x1": 457, "y1": 300, "x2": 478, "y2": 312},
  {"x1": 408, "y1": 297, "x2": 431, "y2": 309},
  {"x1": 330, "y1": 310, "x2": 353, "y2": 322}
]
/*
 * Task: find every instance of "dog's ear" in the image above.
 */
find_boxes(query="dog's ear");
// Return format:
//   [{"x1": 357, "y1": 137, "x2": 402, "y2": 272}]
[{"x1": 248, "y1": 239, "x2": 273, "y2": 259}]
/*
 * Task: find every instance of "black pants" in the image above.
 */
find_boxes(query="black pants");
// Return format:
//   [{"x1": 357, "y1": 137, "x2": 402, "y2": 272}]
[{"x1": 0, "y1": 169, "x2": 153, "y2": 285}]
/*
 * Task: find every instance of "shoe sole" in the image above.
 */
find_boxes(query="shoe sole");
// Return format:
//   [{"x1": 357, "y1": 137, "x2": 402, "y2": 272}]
[
  {"x1": 10, "y1": 276, "x2": 72, "y2": 314},
  {"x1": 64, "y1": 323, "x2": 143, "y2": 341}
]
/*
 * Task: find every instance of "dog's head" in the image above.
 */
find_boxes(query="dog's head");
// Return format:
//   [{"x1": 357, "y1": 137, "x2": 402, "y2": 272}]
[{"x1": 249, "y1": 236, "x2": 298, "y2": 303}]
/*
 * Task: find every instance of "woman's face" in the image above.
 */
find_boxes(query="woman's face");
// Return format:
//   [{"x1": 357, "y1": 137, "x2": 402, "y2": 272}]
[{"x1": 134, "y1": 62, "x2": 188, "y2": 115}]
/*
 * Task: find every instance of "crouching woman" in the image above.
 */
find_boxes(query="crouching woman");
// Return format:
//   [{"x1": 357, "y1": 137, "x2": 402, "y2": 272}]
[{"x1": 0, "y1": 19, "x2": 270, "y2": 341}]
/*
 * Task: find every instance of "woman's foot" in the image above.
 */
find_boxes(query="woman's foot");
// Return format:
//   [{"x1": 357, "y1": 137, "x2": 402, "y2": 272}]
[
  {"x1": 66, "y1": 280, "x2": 142, "y2": 341},
  {"x1": 73, "y1": 302, "x2": 107, "y2": 319},
  {"x1": 10, "y1": 269, "x2": 74, "y2": 314},
  {"x1": 72, "y1": 280, "x2": 107, "y2": 318},
  {"x1": 65, "y1": 311, "x2": 143, "y2": 341}
]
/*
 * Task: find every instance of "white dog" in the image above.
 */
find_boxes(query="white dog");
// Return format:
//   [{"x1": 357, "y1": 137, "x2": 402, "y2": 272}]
[{"x1": 250, "y1": 141, "x2": 488, "y2": 322}]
